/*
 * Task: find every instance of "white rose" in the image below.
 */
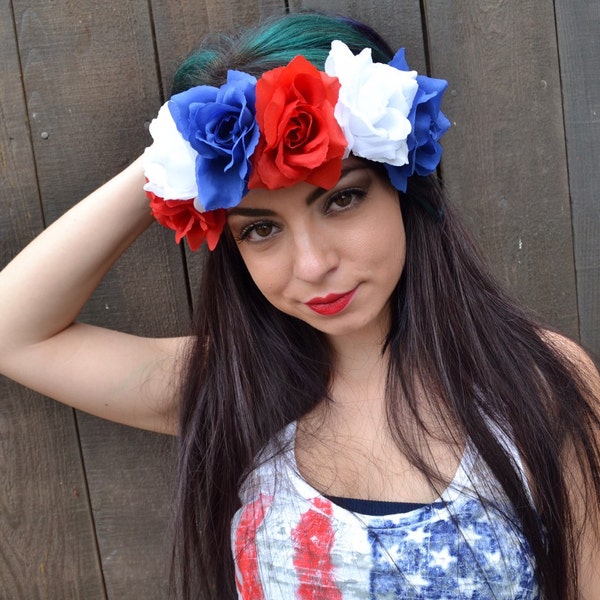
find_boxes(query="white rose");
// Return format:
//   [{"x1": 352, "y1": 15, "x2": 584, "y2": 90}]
[
  {"x1": 325, "y1": 40, "x2": 418, "y2": 166},
  {"x1": 143, "y1": 104, "x2": 205, "y2": 210}
]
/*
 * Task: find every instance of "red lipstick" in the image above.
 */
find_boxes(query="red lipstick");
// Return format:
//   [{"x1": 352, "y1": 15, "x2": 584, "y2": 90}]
[{"x1": 306, "y1": 288, "x2": 357, "y2": 316}]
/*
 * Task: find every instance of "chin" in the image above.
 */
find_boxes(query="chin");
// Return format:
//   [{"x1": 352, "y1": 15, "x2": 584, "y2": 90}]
[{"x1": 310, "y1": 311, "x2": 390, "y2": 343}]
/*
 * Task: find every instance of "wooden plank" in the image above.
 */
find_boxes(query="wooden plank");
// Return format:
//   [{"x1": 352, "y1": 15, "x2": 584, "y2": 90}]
[
  {"x1": 150, "y1": 0, "x2": 287, "y2": 94},
  {"x1": 289, "y1": 0, "x2": 427, "y2": 73},
  {"x1": 424, "y1": 0, "x2": 578, "y2": 337},
  {"x1": 0, "y1": 5, "x2": 44, "y2": 257},
  {"x1": 554, "y1": 1, "x2": 600, "y2": 356},
  {"x1": 0, "y1": 384, "x2": 107, "y2": 599},
  {"x1": 0, "y1": 1, "x2": 106, "y2": 597},
  {"x1": 76, "y1": 415, "x2": 177, "y2": 599},
  {"x1": 12, "y1": 0, "x2": 192, "y2": 596}
]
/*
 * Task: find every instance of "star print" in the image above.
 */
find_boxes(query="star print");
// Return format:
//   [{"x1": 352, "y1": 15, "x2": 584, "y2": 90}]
[
  {"x1": 429, "y1": 547, "x2": 457, "y2": 570},
  {"x1": 485, "y1": 550, "x2": 502, "y2": 565},
  {"x1": 404, "y1": 572, "x2": 429, "y2": 589},
  {"x1": 405, "y1": 526, "x2": 429, "y2": 545}
]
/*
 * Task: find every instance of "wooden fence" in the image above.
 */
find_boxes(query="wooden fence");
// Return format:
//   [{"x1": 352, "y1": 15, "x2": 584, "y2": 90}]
[{"x1": 1, "y1": 0, "x2": 598, "y2": 597}]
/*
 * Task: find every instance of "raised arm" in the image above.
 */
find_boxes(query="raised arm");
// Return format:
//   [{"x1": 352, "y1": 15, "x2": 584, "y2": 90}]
[{"x1": 0, "y1": 157, "x2": 187, "y2": 434}]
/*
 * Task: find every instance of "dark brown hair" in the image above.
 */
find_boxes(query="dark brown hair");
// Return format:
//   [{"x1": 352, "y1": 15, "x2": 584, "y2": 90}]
[{"x1": 171, "y1": 11, "x2": 600, "y2": 600}]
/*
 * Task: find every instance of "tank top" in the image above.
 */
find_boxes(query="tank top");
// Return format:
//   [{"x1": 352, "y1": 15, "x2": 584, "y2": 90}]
[{"x1": 231, "y1": 422, "x2": 539, "y2": 599}]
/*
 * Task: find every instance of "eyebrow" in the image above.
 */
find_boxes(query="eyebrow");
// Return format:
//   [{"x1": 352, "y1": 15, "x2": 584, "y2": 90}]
[
  {"x1": 305, "y1": 165, "x2": 368, "y2": 206},
  {"x1": 228, "y1": 164, "x2": 369, "y2": 217},
  {"x1": 227, "y1": 206, "x2": 277, "y2": 217}
]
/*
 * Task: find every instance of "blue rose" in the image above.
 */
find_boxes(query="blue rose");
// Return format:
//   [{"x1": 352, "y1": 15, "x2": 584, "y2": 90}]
[
  {"x1": 168, "y1": 70, "x2": 260, "y2": 211},
  {"x1": 385, "y1": 49, "x2": 451, "y2": 192}
]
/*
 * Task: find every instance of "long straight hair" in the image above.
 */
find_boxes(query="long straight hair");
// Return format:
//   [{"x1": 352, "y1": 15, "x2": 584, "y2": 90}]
[{"x1": 170, "y1": 12, "x2": 600, "y2": 600}]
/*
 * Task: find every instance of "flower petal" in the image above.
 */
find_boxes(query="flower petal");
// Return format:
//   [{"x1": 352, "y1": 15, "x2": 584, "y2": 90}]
[
  {"x1": 143, "y1": 105, "x2": 199, "y2": 202},
  {"x1": 325, "y1": 40, "x2": 417, "y2": 167},
  {"x1": 250, "y1": 54, "x2": 345, "y2": 190}
]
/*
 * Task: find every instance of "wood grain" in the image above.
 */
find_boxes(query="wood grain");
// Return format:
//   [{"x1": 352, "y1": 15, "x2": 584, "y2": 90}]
[
  {"x1": 76, "y1": 416, "x2": 177, "y2": 599},
  {"x1": 0, "y1": 384, "x2": 106, "y2": 599},
  {"x1": 1, "y1": 1, "x2": 106, "y2": 596},
  {"x1": 554, "y1": 1, "x2": 600, "y2": 356},
  {"x1": 0, "y1": 3, "x2": 44, "y2": 258},
  {"x1": 150, "y1": 0, "x2": 286, "y2": 95},
  {"x1": 424, "y1": 0, "x2": 579, "y2": 337},
  {"x1": 289, "y1": 0, "x2": 426, "y2": 72},
  {"x1": 11, "y1": 0, "x2": 191, "y2": 596}
]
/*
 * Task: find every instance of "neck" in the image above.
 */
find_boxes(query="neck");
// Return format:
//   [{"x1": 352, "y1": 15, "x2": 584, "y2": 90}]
[{"x1": 322, "y1": 327, "x2": 391, "y2": 422}]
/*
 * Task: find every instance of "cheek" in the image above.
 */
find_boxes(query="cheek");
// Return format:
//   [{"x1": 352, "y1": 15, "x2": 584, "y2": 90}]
[
  {"x1": 239, "y1": 253, "x2": 288, "y2": 305},
  {"x1": 388, "y1": 218, "x2": 407, "y2": 265},
  {"x1": 377, "y1": 232, "x2": 406, "y2": 292},
  {"x1": 354, "y1": 203, "x2": 406, "y2": 274},
  {"x1": 389, "y1": 223, "x2": 407, "y2": 281}
]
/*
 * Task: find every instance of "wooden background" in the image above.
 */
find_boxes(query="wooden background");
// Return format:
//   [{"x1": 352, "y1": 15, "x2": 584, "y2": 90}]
[{"x1": 1, "y1": 0, "x2": 598, "y2": 597}]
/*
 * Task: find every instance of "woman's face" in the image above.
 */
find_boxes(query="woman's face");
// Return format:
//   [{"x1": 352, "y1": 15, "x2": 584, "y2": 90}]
[{"x1": 227, "y1": 159, "x2": 406, "y2": 342}]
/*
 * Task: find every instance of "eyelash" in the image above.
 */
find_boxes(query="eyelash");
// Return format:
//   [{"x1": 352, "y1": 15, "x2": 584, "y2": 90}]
[
  {"x1": 324, "y1": 187, "x2": 366, "y2": 213},
  {"x1": 235, "y1": 186, "x2": 368, "y2": 243},
  {"x1": 235, "y1": 221, "x2": 278, "y2": 243}
]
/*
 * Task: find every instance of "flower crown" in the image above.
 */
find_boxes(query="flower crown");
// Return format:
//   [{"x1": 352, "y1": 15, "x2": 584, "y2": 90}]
[{"x1": 143, "y1": 41, "x2": 451, "y2": 250}]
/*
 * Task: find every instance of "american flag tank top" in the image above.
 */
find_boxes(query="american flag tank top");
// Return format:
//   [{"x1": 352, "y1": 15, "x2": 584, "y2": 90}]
[{"x1": 232, "y1": 423, "x2": 539, "y2": 599}]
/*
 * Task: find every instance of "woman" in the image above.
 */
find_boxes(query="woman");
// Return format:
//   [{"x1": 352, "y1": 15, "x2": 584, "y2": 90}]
[{"x1": 0, "y1": 11, "x2": 598, "y2": 600}]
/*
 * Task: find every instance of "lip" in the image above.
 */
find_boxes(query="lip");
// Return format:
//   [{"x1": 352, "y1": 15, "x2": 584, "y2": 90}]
[{"x1": 306, "y1": 287, "x2": 357, "y2": 316}]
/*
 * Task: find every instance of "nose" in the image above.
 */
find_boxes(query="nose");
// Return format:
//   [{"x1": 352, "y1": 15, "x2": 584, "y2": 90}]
[{"x1": 291, "y1": 227, "x2": 339, "y2": 283}]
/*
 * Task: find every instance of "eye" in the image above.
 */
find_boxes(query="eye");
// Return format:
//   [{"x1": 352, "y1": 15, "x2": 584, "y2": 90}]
[
  {"x1": 237, "y1": 221, "x2": 279, "y2": 243},
  {"x1": 325, "y1": 188, "x2": 366, "y2": 213}
]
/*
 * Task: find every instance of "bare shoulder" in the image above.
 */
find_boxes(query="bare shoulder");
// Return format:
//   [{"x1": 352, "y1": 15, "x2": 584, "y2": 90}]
[
  {"x1": 540, "y1": 329, "x2": 600, "y2": 395},
  {"x1": 541, "y1": 331, "x2": 600, "y2": 596}
]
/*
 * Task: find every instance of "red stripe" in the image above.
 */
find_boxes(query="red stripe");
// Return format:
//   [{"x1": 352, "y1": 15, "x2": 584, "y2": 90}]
[
  {"x1": 234, "y1": 493, "x2": 272, "y2": 600},
  {"x1": 292, "y1": 497, "x2": 342, "y2": 599}
]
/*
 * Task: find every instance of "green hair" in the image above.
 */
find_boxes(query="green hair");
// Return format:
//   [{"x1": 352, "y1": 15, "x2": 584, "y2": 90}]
[{"x1": 171, "y1": 12, "x2": 394, "y2": 95}]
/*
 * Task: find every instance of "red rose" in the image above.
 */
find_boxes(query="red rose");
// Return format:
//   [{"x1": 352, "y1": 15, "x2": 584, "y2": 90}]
[
  {"x1": 147, "y1": 191, "x2": 226, "y2": 251},
  {"x1": 248, "y1": 55, "x2": 347, "y2": 190}
]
